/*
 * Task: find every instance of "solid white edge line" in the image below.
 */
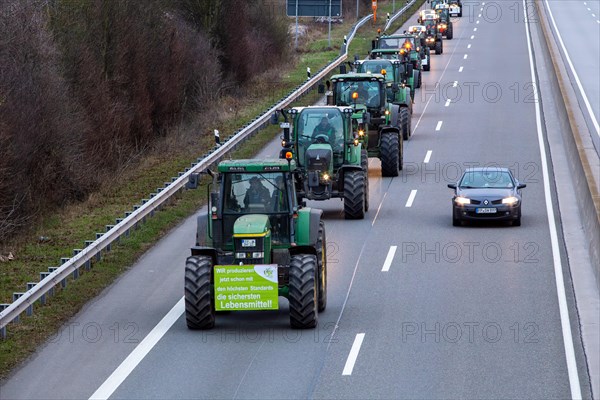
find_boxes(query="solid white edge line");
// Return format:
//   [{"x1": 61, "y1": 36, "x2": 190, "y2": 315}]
[
  {"x1": 342, "y1": 333, "x2": 366, "y2": 375},
  {"x1": 424, "y1": 150, "x2": 433, "y2": 163},
  {"x1": 89, "y1": 298, "x2": 185, "y2": 400},
  {"x1": 405, "y1": 190, "x2": 417, "y2": 207},
  {"x1": 435, "y1": 121, "x2": 443, "y2": 131},
  {"x1": 372, "y1": 192, "x2": 388, "y2": 226},
  {"x1": 545, "y1": 0, "x2": 600, "y2": 136},
  {"x1": 381, "y1": 246, "x2": 398, "y2": 272},
  {"x1": 523, "y1": 1, "x2": 582, "y2": 398}
]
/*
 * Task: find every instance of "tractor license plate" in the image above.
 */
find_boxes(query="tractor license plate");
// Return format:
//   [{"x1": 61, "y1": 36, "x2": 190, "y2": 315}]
[
  {"x1": 476, "y1": 208, "x2": 497, "y2": 214},
  {"x1": 242, "y1": 239, "x2": 256, "y2": 247}
]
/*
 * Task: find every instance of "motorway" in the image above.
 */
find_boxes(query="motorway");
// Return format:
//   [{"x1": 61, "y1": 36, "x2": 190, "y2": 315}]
[
  {"x1": 543, "y1": 0, "x2": 600, "y2": 152},
  {"x1": 0, "y1": 1, "x2": 594, "y2": 399}
]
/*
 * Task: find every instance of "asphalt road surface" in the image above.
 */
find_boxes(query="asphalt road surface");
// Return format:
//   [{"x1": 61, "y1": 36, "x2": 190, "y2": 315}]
[{"x1": 1, "y1": 2, "x2": 593, "y2": 399}]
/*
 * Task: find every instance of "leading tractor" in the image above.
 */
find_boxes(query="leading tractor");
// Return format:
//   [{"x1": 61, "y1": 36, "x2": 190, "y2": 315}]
[
  {"x1": 434, "y1": 3, "x2": 454, "y2": 39},
  {"x1": 278, "y1": 106, "x2": 368, "y2": 219},
  {"x1": 185, "y1": 159, "x2": 326, "y2": 330},
  {"x1": 327, "y1": 72, "x2": 405, "y2": 176},
  {"x1": 372, "y1": 33, "x2": 426, "y2": 85},
  {"x1": 422, "y1": 17, "x2": 444, "y2": 54}
]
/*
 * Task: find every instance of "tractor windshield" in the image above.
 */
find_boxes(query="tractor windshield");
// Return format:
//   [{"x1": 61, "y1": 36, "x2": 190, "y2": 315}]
[
  {"x1": 334, "y1": 80, "x2": 382, "y2": 109},
  {"x1": 222, "y1": 172, "x2": 291, "y2": 245},
  {"x1": 295, "y1": 108, "x2": 346, "y2": 168},
  {"x1": 357, "y1": 60, "x2": 395, "y2": 80}
]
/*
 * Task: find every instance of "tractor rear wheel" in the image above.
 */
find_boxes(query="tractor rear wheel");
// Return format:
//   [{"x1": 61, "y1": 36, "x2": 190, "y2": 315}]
[
  {"x1": 289, "y1": 254, "x2": 318, "y2": 329},
  {"x1": 184, "y1": 256, "x2": 215, "y2": 330},
  {"x1": 423, "y1": 58, "x2": 431, "y2": 71},
  {"x1": 361, "y1": 149, "x2": 369, "y2": 212},
  {"x1": 435, "y1": 41, "x2": 442, "y2": 54},
  {"x1": 399, "y1": 107, "x2": 411, "y2": 140},
  {"x1": 399, "y1": 133, "x2": 404, "y2": 171},
  {"x1": 446, "y1": 25, "x2": 454, "y2": 40},
  {"x1": 380, "y1": 133, "x2": 400, "y2": 177},
  {"x1": 416, "y1": 70, "x2": 422, "y2": 88},
  {"x1": 316, "y1": 222, "x2": 327, "y2": 312},
  {"x1": 343, "y1": 170, "x2": 366, "y2": 219}
]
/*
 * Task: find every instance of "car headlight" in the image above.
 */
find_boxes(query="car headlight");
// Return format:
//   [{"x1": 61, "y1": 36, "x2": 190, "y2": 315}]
[
  {"x1": 454, "y1": 196, "x2": 470, "y2": 205},
  {"x1": 502, "y1": 196, "x2": 519, "y2": 205}
]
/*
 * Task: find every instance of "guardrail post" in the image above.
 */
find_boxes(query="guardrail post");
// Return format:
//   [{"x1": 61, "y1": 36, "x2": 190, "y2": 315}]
[
  {"x1": 12, "y1": 293, "x2": 24, "y2": 321},
  {"x1": 26, "y1": 283, "x2": 37, "y2": 316},
  {"x1": 48, "y1": 267, "x2": 58, "y2": 296},
  {"x1": 39, "y1": 272, "x2": 50, "y2": 304},
  {"x1": 0, "y1": 304, "x2": 8, "y2": 338}
]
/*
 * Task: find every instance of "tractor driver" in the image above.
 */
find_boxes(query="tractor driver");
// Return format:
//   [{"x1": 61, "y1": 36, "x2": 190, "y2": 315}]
[
  {"x1": 355, "y1": 82, "x2": 370, "y2": 104},
  {"x1": 244, "y1": 176, "x2": 270, "y2": 207},
  {"x1": 312, "y1": 116, "x2": 337, "y2": 143}
]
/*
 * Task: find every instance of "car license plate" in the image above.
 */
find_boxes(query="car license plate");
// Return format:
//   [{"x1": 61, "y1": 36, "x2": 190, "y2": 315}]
[
  {"x1": 241, "y1": 239, "x2": 256, "y2": 247},
  {"x1": 476, "y1": 208, "x2": 497, "y2": 214}
]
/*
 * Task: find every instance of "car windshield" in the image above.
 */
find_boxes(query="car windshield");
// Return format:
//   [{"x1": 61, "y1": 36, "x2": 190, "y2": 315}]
[
  {"x1": 459, "y1": 170, "x2": 515, "y2": 189},
  {"x1": 335, "y1": 80, "x2": 382, "y2": 108},
  {"x1": 224, "y1": 172, "x2": 289, "y2": 214}
]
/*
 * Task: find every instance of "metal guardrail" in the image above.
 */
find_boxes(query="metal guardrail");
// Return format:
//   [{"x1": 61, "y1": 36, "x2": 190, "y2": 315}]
[
  {"x1": 0, "y1": 1, "x2": 417, "y2": 338},
  {"x1": 385, "y1": 0, "x2": 418, "y2": 32}
]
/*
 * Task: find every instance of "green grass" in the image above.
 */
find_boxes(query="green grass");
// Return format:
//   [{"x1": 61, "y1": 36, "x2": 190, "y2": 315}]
[{"x1": 0, "y1": 0, "x2": 424, "y2": 378}]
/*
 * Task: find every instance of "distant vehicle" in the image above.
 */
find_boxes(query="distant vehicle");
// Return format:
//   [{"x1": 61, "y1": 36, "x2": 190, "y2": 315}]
[{"x1": 448, "y1": 168, "x2": 526, "y2": 226}]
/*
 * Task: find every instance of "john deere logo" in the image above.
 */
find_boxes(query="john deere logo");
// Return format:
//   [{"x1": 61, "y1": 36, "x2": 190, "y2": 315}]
[{"x1": 483, "y1": 199, "x2": 489, "y2": 205}]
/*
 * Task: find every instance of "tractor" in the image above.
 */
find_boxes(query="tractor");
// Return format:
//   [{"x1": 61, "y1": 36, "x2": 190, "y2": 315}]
[
  {"x1": 408, "y1": 25, "x2": 432, "y2": 72},
  {"x1": 327, "y1": 72, "x2": 405, "y2": 177},
  {"x1": 422, "y1": 17, "x2": 444, "y2": 54},
  {"x1": 185, "y1": 159, "x2": 327, "y2": 330},
  {"x1": 434, "y1": 3, "x2": 454, "y2": 39},
  {"x1": 278, "y1": 106, "x2": 368, "y2": 219},
  {"x1": 354, "y1": 58, "x2": 414, "y2": 139}
]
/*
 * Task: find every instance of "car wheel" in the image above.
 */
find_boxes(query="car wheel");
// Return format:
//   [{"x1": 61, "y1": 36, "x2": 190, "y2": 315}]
[
  {"x1": 452, "y1": 215, "x2": 461, "y2": 226},
  {"x1": 512, "y1": 218, "x2": 521, "y2": 227}
]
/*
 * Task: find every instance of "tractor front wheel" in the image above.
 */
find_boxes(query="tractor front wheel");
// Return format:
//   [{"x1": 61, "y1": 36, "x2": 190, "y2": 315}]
[
  {"x1": 361, "y1": 149, "x2": 369, "y2": 212},
  {"x1": 446, "y1": 25, "x2": 454, "y2": 40},
  {"x1": 184, "y1": 256, "x2": 215, "y2": 330},
  {"x1": 289, "y1": 254, "x2": 318, "y2": 329},
  {"x1": 380, "y1": 133, "x2": 400, "y2": 177},
  {"x1": 399, "y1": 107, "x2": 411, "y2": 140},
  {"x1": 343, "y1": 170, "x2": 366, "y2": 219},
  {"x1": 435, "y1": 41, "x2": 442, "y2": 54},
  {"x1": 316, "y1": 222, "x2": 327, "y2": 312}
]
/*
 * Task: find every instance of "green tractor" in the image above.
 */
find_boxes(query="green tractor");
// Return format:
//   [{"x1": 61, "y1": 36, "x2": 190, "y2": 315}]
[
  {"x1": 185, "y1": 159, "x2": 327, "y2": 330},
  {"x1": 354, "y1": 58, "x2": 414, "y2": 140},
  {"x1": 326, "y1": 72, "x2": 405, "y2": 176},
  {"x1": 408, "y1": 25, "x2": 432, "y2": 72},
  {"x1": 371, "y1": 33, "x2": 425, "y2": 87},
  {"x1": 422, "y1": 17, "x2": 444, "y2": 54},
  {"x1": 434, "y1": 4, "x2": 454, "y2": 39},
  {"x1": 278, "y1": 106, "x2": 368, "y2": 219}
]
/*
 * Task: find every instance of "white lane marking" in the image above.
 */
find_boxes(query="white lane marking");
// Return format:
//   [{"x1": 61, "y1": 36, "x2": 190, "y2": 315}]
[
  {"x1": 480, "y1": 7, "x2": 483, "y2": 11},
  {"x1": 435, "y1": 121, "x2": 443, "y2": 131},
  {"x1": 545, "y1": 0, "x2": 599, "y2": 136},
  {"x1": 524, "y1": 1, "x2": 582, "y2": 398},
  {"x1": 587, "y1": 7, "x2": 591, "y2": 10},
  {"x1": 413, "y1": 25, "x2": 466, "y2": 133},
  {"x1": 459, "y1": 66, "x2": 464, "y2": 72},
  {"x1": 482, "y1": 2, "x2": 485, "y2": 4},
  {"x1": 424, "y1": 150, "x2": 433, "y2": 163},
  {"x1": 584, "y1": 1, "x2": 587, "y2": 4},
  {"x1": 467, "y1": 44, "x2": 472, "y2": 49},
  {"x1": 471, "y1": 35, "x2": 475, "y2": 39},
  {"x1": 473, "y1": 27, "x2": 478, "y2": 31},
  {"x1": 381, "y1": 246, "x2": 398, "y2": 272},
  {"x1": 89, "y1": 298, "x2": 185, "y2": 400},
  {"x1": 445, "y1": 99, "x2": 451, "y2": 107},
  {"x1": 597, "y1": 19, "x2": 600, "y2": 23},
  {"x1": 342, "y1": 333, "x2": 366, "y2": 375},
  {"x1": 464, "y1": 54, "x2": 468, "y2": 59},
  {"x1": 478, "y1": 13, "x2": 482, "y2": 17},
  {"x1": 453, "y1": 80, "x2": 458, "y2": 87},
  {"x1": 405, "y1": 190, "x2": 417, "y2": 207},
  {"x1": 592, "y1": 13, "x2": 596, "y2": 17},
  {"x1": 372, "y1": 192, "x2": 387, "y2": 226},
  {"x1": 476, "y1": 20, "x2": 480, "y2": 24}
]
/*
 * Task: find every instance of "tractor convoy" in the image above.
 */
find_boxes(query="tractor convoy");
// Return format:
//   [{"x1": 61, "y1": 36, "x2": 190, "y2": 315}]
[{"x1": 184, "y1": 2, "x2": 462, "y2": 330}]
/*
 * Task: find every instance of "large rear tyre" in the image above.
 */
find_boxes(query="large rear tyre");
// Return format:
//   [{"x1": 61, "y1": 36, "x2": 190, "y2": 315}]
[
  {"x1": 416, "y1": 70, "x2": 422, "y2": 88},
  {"x1": 399, "y1": 107, "x2": 411, "y2": 140},
  {"x1": 399, "y1": 133, "x2": 404, "y2": 171},
  {"x1": 435, "y1": 41, "x2": 442, "y2": 55},
  {"x1": 423, "y1": 58, "x2": 431, "y2": 71},
  {"x1": 446, "y1": 25, "x2": 454, "y2": 40},
  {"x1": 361, "y1": 149, "x2": 369, "y2": 212},
  {"x1": 184, "y1": 256, "x2": 215, "y2": 330},
  {"x1": 289, "y1": 254, "x2": 318, "y2": 329},
  {"x1": 380, "y1": 133, "x2": 400, "y2": 177},
  {"x1": 343, "y1": 170, "x2": 366, "y2": 219},
  {"x1": 316, "y1": 222, "x2": 327, "y2": 312}
]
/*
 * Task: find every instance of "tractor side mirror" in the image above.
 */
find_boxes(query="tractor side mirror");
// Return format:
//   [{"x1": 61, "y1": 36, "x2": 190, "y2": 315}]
[
  {"x1": 340, "y1": 65, "x2": 347, "y2": 74},
  {"x1": 517, "y1": 183, "x2": 527, "y2": 189},
  {"x1": 326, "y1": 80, "x2": 331, "y2": 90},
  {"x1": 354, "y1": 54, "x2": 359, "y2": 62},
  {"x1": 210, "y1": 191, "x2": 221, "y2": 217},
  {"x1": 318, "y1": 84, "x2": 325, "y2": 94},
  {"x1": 392, "y1": 83, "x2": 400, "y2": 93},
  {"x1": 270, "y1": 112, "x2": 279, "y2": 125},
  {"x1": 371, "y1": 39, "x2": 376, "y2": 50},
  {"x1": 447, "y1": 183, "x2": 456, "y2": 189},
  {"x1": 186, "y1": 172, "x2": 201, "y2": 189}
]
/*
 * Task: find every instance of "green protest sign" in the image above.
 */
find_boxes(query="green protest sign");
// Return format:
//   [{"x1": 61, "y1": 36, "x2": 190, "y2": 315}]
[{"x1": 214, "y1": 265, "x2": 279, "y2": 311}]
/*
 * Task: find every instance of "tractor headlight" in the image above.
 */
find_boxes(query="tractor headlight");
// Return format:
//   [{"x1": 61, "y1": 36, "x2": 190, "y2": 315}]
[
  {"x1": 454, "y1": 196, "x2": 471, "y2": 205},
  {"x1": 502, "y1": 196, "x2": 519, "y2": 205},
  {"x1": 358, "y1": 129, "x2": 365, "y2": 137}
]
